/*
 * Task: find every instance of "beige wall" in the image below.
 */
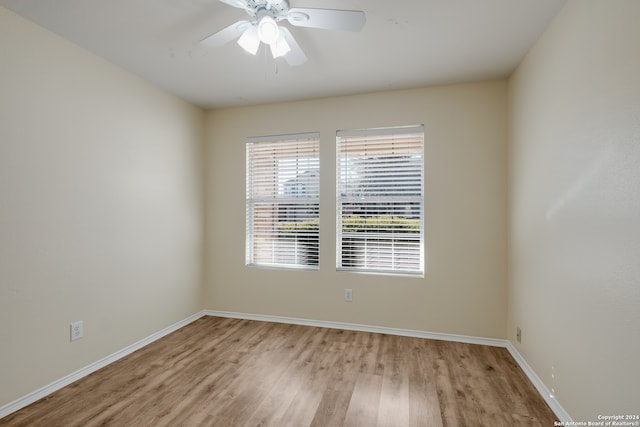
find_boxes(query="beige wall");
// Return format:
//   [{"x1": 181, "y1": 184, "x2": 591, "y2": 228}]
[
  {"x1": 205, "y1": 82, "x2": 508, "y2": 339},
  {"x1": 508, "y1": 0, "x2": 640, "y2": 420},
  {"x1": 0, "y1": 7, "x2": 205, "y2": 406}
]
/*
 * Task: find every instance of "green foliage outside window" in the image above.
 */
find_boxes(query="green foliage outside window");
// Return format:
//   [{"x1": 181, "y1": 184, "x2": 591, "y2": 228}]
[{"x1": 278, "y1": 215, "x2": 419, "y2": 234}]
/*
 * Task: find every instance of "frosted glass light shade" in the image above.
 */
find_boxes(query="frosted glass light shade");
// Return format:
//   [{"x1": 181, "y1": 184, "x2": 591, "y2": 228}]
[
  {"x1": 237, "y1": 25, "x2": 260, "y2": 55},
  {"x1": 257, "y1": 16, "x2": 279, "y2": 45},
  {"x1": 270, "y1": 34, "x2": 290, "y2": 58}
]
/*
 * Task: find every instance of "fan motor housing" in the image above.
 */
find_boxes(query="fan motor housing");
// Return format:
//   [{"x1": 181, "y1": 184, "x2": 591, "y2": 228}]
[{"x1": 246, "y1": 0, "x2": 289, "y2": 20}]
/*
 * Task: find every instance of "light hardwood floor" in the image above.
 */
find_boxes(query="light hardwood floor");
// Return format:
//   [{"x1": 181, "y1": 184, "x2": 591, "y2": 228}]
[{"x1": 1, "y1": 316, "x2": 558, "y2": 426}]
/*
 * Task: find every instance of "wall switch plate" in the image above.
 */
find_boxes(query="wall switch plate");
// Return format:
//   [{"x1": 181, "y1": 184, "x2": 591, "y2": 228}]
[
  {"x1": 71, "y1": 321, "x2": 83, "y2": 341},
  {"x1": 344, "y1": 288, "x2": 353, "y2": 302}
]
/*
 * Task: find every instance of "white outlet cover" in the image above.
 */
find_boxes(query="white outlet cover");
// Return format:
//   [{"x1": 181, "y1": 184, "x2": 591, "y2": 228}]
[{"x1": 71, "y1": 321, "x2": 83, "y2": 341}]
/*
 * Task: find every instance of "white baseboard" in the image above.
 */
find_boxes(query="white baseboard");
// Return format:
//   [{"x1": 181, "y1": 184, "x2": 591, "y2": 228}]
[
  {"x1": 505, "y1": 341, "x2": 573, "y2": 423},
  {"x1": 0, "y1": 310, "x2": 206, "y2": 420},
  {"x1": 2, "y1": 309, "x2": 572, "y2": 424},
  {"x1": 205, "y1": 310, "x2": 506, "y2": 347}
]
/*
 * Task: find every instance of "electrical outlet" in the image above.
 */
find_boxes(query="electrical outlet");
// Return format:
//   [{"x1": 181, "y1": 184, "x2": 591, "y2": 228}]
[
  {"x1": 516, "y1": 327, "x2": 522, "y2": 344},
  {"x1": 70, "y1": 321, "x2": 83, "y2": 341},
  {"x1": 344, "y1": 288, "x2": 353, "y2": 302}
]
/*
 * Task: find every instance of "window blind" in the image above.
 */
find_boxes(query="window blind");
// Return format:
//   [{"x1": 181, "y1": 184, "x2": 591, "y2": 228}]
[
  {"x1": 336, "y1": 126, "x2": 424, "y2": 275},
  {"x1": 246, "y1": 133, "x2": 320, "y2": 269}
]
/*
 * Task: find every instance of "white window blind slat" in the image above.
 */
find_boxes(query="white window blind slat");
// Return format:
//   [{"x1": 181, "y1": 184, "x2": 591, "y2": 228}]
[
  {"x1": 246, "y1": 133, "x2": 320, "y2": 269},
  {"x1": 337, "y1": 126, "x2": 424, "y2": 275}
]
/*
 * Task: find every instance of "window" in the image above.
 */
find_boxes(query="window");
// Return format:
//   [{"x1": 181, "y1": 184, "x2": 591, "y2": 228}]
[
  {"x1": 246, "y1": 133, "x2": 320, "y2": 269},
  {"x1": 337, "y1": 126, "x2": 424, "y2": 275}
]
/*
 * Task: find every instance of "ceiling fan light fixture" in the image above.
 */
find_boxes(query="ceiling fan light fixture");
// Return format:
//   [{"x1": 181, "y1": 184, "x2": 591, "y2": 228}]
[
  {"x1": 257, "y1": 16, "x2": 280, "y2": 44},
  {"x1": 202, "y1": 0, "x2": 366, "y2": 66},
  {"x1": 237, "y1": 25, "x2": 260, "y2": 55}
]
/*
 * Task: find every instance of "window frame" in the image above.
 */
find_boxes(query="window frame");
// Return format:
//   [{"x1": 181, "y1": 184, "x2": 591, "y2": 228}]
[
  {"x1": 336, "y1": 125, "x2": 425, "y2": 276},
  {"x1": 245, "y1": 132, "x2": 320, "y2": 270}
]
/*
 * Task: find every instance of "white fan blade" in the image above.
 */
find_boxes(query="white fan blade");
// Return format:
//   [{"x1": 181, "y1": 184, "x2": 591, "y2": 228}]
[
  {"x1": 200, "y1": 20, "x2": 251, "y2": 47},
  {"x1": 218, "y1": 0, "x2": 247, "y2": 9},
  {"x1": 287, "y1": 8, "x2": 366, "y2": 32},
  {"x1": 280, "y1": 27, "x2": 307, "y2": 66}
]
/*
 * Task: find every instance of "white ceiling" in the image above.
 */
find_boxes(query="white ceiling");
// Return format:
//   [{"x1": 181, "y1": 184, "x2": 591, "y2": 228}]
[{"x1": 0, "y1": 0, "x2": 566, "y2": 109}]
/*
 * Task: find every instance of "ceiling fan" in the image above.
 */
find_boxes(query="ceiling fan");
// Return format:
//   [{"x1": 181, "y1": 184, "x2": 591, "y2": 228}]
[{"x1": 200, "y1": 0, "x2": 366, "y2": 66}]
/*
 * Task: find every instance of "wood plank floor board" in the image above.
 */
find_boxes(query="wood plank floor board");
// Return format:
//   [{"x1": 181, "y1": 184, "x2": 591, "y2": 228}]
[
  {"x1": 481, "y1": 346, "x2": 533, "y2": 422},
  {"x1": 376, "y1": 334, "x2": 411, "y2": 427},
  {"x1": 277, "y1": 329, "x2": 344, "y2": 427},
  {"x1": 343, "y1": 373, "x2": 383, "y2": 427},
  {"x1": 408, "y1": 338, "x2": 443, "y2": 427},
  {"x1": 309, "y1": 336, "x2": 365, "y2": 427},
  {"x1": 241, "y1": 343, "x2": 315, "y2": 425},
  {"x1": 0, "y1": 316, "x2": 558, "y2": 427}
]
